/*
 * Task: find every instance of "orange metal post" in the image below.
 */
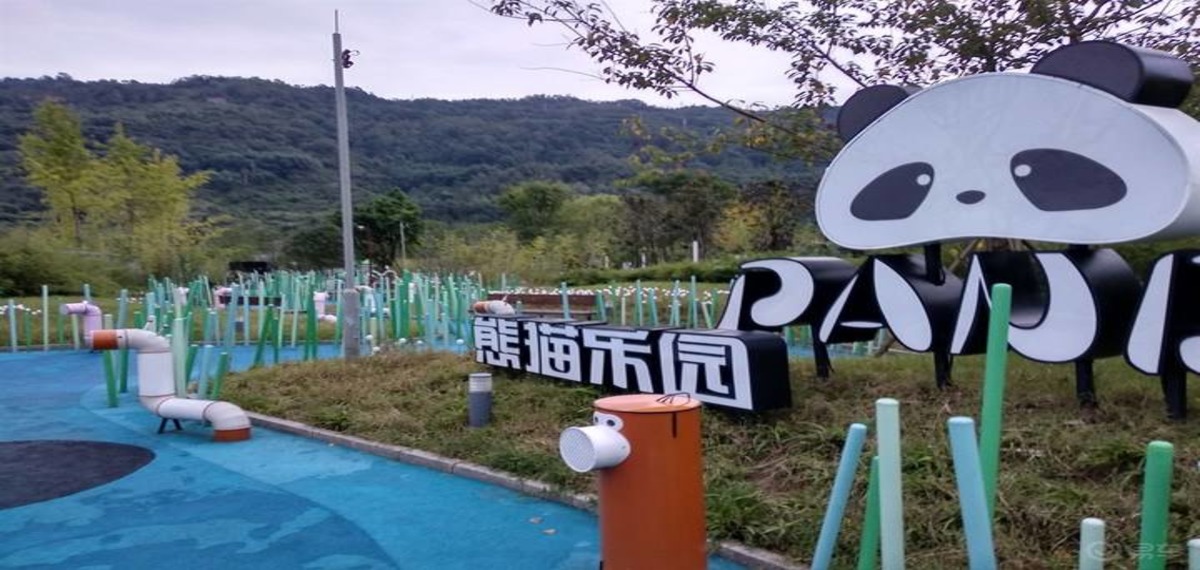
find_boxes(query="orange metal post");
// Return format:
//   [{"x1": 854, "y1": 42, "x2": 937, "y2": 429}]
[{"x1": 594, "y1": 394, "x2": 706, "y2": 570}]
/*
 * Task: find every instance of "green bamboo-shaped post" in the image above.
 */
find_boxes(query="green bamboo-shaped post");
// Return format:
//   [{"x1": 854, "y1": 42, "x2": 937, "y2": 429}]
[
  {"x1": 400, "y1": 273, "x2": 411, "y2": 340},
  {"x1": 22, "y1": 305, "x2": 33, "y2": 348},
  {"x1": 670, "y1": 280, "x2": 681, "y2": 326},
  {"x1": 689, "y1": 275, "x2": 699, "y2": 328},
  {"x1": 1137, "y1": 441, "x2": 1175, "y2": 570},
  {"x1": 252, "y1": 305, "x2": 274, "y2": 368},
  {"x1": 305, "y1": 295, "x2": 318, "y2": 361},
  {"x1": 56, "y1": 304, "x2": 65, "y2": 345},
  {"x1": 857, "y1": 456, "x2": 881, "y2": 570},
  {"x1": 980, "y1": 283, "x2": 1013, "y2": 517},
  {"x1": 648, "y1": 287, "x2": 660, "y2": 326},
  {"x1": 635, "y1": 280, "x2": 645, "y2": 327},
  {"x1": 185, "y1": 344, "x2": 199, "y2": 384},
  {"x1": 209, "y1": 351, "x2": 231, "y2": 399}
]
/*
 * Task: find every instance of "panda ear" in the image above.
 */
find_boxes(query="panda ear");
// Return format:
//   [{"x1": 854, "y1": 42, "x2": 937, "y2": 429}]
[
  {"x1": 837, "y1": 85, "x2": 919, "y2": 142},
  {"x1": 1031, "y1": 41, "x2": 1194, "y2": 108}
]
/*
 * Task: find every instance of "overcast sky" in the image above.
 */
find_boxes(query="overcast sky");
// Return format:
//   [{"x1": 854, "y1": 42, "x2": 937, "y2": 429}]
[{"x1": 0, "y1": 0, "x2": 804, "y2": 108}]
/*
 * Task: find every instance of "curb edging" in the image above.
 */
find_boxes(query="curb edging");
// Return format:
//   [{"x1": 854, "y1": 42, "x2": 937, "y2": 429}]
[{"x1": 247, "y1": 413, "x2": 806, "y2": 569}]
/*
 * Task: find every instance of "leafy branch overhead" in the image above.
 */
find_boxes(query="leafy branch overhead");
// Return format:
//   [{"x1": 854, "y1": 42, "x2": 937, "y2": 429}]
[{"x1": 490, "y1": 0, "x2": 1200, "y2": 124}]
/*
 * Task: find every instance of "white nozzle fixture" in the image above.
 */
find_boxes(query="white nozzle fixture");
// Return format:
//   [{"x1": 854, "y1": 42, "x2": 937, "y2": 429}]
[
  {"x1": 472, "y1": 300, "x2": 515, "y2": 315},
  {"x1": 89, "y1": 329, "x2": 251, "y2": 442},
  {"x1": 559, "y1": 425, "x2": 630, "y2": 473}
]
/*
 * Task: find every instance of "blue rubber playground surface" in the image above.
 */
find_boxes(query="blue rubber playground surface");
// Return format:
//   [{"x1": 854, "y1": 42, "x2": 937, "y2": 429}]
[{"x1": 0, "y1": 347, "x2": 743, "y2": 569}]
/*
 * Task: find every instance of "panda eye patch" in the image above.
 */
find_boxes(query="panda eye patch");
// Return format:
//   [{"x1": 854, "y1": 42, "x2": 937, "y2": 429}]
[
  {"x1": 1010, "y1": 149, "x2": 1126, "y2": 211},
  {"x1": 850, "y1": 162, "x2": 934, "y2": 221}
]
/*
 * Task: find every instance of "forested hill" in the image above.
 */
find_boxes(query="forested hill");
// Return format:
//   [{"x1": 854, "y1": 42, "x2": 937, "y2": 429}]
[{"x1": 0, "y1": 76, "x2": 816, "y2": 228}]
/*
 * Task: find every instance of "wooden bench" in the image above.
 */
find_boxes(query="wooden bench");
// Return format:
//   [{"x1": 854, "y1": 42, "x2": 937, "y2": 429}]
[{"x1": 486, "y1": 292, "x2": 598, "y2": 320}]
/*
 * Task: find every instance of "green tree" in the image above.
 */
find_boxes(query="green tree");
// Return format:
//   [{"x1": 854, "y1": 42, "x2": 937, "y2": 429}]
[
  {"x1": 497, "y1": 180, "x2": 572, "y2": 243},
  {"x1": 558, "y1": 193, "x2": 624, "y2": 268},
  {"x1": 18, "y1": 101, "x2": 215, "y2": 279},
  {"x1": 620, "y1": 169, "x2": 735, "y2": 262},
  {"x1": 491, "y1": 1, "x2": 1200, "y2": 157},
  {"x1": 355, "y1": 189, "x2": 423, "y2": 269},
  {"x1": 18, "y1": 101, "x2": 99, "y2": 246},
  {"x1": 92, "y1": 124, "x2": 210, "y2": 275},
  {"x1": 281, "y1": 224, "x2": 342, "y2": 269}
]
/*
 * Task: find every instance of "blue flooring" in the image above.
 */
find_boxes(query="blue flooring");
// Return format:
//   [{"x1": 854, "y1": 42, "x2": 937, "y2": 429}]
[{"x1": 0, "y1": 348, "x2": 744, "y2": 569}]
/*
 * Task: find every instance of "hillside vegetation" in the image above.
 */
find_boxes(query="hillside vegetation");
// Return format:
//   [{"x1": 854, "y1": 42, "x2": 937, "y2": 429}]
[{"x1": 0, "y1": 76, "x2": 816, "y2": 229}]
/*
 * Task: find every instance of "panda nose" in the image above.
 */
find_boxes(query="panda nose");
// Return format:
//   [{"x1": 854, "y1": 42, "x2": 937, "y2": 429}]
[{"x1": 956, "y1": 190, "x2": 986, "y2": 205}]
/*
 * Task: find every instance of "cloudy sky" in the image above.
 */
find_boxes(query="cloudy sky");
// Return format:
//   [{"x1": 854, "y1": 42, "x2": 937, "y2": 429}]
[{"x1": 0, "y1": 0, "x2": 803, "y2": 108}]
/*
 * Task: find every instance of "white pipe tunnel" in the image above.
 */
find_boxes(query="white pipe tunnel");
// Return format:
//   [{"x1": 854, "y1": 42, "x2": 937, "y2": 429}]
[{"x1": 89, "y1": 329, "x2": 252, "y2": 442}]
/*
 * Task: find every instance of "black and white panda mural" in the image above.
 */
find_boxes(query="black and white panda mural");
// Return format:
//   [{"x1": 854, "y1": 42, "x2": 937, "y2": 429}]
[{"x1": 718, "y1": 41, "x2": 1200, "y2": 419}]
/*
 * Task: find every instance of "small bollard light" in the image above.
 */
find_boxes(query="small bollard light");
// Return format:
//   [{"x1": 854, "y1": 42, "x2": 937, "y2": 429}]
[{"x1": 467, "y1": 372, "x2": 493, "y2": 428}]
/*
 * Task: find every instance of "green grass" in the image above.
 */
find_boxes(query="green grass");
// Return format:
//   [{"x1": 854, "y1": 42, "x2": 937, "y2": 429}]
[{"x1": 222, "y1": 350, "x2": 1199, "y2": 568}]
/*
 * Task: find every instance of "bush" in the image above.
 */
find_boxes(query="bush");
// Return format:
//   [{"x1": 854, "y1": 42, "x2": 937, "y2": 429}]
[
  {"x1": 560, "y1": 259, "x2": 741, "y2": 285},
  {"x1": 0, "y1": 229, "x2": 121, "y2": 296}
]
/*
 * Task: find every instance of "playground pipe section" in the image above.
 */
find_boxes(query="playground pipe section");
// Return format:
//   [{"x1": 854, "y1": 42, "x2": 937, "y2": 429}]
[
  {"x1": 89, "y1": 329, "x2": 252, "y2": 442},
  {"x1": 60, "y1": 301, "x2": 102, "y2": 342}
]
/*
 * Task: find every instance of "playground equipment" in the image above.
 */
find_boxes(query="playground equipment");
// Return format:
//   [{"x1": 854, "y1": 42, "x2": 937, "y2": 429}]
[
  {"x1": 89, "y1": 328, "x2": 251, "y2": 442},
  {"x1": 559, "y1": 394, "x2": 706, "y2": 569},
  {"x1": 59, "y1": 301, "x2": 101, "y2": 348},
  {"x1": 471, "y1": 299, "x2": 515, "y2": 315}
]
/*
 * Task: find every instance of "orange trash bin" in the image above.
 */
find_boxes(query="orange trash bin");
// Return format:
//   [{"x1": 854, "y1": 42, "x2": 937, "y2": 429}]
[{"x1": 559, "y1": 394, "x2": 706, "y2": 570}]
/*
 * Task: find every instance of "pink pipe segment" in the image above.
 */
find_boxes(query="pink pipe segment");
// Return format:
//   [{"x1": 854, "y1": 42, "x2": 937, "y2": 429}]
[
  {"x1": 60, "y1": 301, "x2": 102, "y2": 342},
  {"x1": 313, "y1": 292, "x2": 328, "y2": 317},
  {"x1": 213, "y1": 287, "x2": 232, "y2": 309}
]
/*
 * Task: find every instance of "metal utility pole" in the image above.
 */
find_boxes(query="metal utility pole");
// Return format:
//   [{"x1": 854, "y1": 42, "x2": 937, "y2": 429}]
[{"x1": 333, "y1": 10, "x2": 360, "y2": 359}]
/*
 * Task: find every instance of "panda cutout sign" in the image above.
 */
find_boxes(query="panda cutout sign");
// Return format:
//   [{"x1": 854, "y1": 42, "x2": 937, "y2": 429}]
[{"x1": 717, "y1": 41, "x2": 1200, "y2": 419}]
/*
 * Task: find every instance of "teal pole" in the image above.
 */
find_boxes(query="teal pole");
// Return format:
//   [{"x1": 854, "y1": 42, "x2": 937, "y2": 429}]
[
  {"x1": 948, "y1": 417, "x2": 997, "y2": 570},
  {"x1": 41, "y1": 285, "x2": 49, "y2": 351},
  {"x1": 1079, "y1": 518, "x2": 1105, "y2": 570},
  {"x1": 876, "y1": 398, "x2": 905, "y2": 569},
  {"x1": 979, "y1": 283, "x2": 1012, "y2": 518},
  {"x1": 6, "y1": 299, "x2": 15, "y2": 352},
  {"x1": 1137, "y1": 441, "x2": 1174, "y2": 570},
  {"x1": 812, "y1": 423, "x2": 868, "y2": 570}
]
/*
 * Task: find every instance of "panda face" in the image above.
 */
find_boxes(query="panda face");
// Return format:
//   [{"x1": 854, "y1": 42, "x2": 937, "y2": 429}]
[{"x1": 816, "y1": 72, "x2": 1200, "y2": 250}]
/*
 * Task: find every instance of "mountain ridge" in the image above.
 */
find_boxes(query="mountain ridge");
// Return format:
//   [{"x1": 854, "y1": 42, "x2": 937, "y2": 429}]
[{"x1": 0, "y1": 76, "x2": 816, "y2": 228}]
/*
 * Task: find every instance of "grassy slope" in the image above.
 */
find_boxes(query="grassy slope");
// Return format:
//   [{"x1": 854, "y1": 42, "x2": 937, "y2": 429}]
[{"x1": 223, "y1": 350, "x2": 1198, "y2": 569}]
